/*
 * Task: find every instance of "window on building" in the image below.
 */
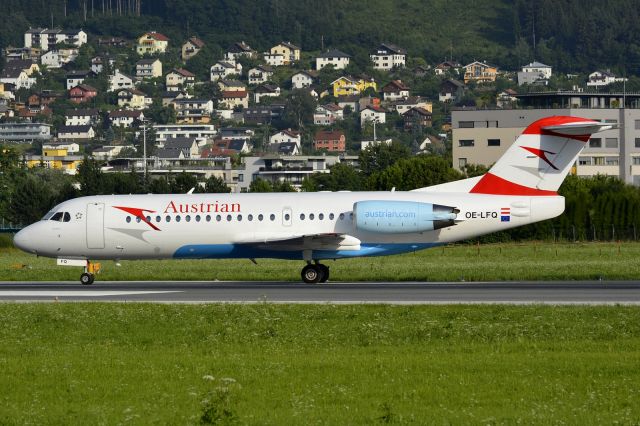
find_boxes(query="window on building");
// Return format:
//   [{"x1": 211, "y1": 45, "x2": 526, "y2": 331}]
[
  {"x1": 459, "y1": 140, "x2": 474, "y2": 147},
  {"x1": 606, "y1": 156, "x2": 619, "y2": 165},
  {"x1": 593, "y1": 157, "x2": 605, "y2": 165},
  {"x1": 458, "y1": 121, "x2": 474, "y2": 128},
  {"x1": 459, "y1": 158, "x2": 467, "y2": 169},
  {"x1": 487, "y1": 139, "x2": 500, "y2": 147},
  {"x1": 605, "y1": 138, "x2": 618, "y2": 148},
  {"x1": 589, "y1": 138, "x2": 602, "y2": 148},
  {"x1": 578, "y1": 157, "x2": 592, "y2": 166},
  {"x1": 635, "y1": 120, "x2": 640, "y2": 130},
  {"x1": 633, "y1": 157, "x2": 640, "y2": 165},
  {"x1": 635, "y1": 138, "x2": 640, "y2": 148},
  {"x1": 605, "y1": 119, "x2": 618, "y2": 124}
]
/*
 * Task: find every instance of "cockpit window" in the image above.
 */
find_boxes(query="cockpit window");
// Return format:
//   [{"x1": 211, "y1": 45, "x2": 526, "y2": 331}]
[
  {"x1": 42, "y1": 210, "x2": 56, "y2": 220},
  {"x1": 49, "y1": 212, "x2": 71, "y2": 222}
]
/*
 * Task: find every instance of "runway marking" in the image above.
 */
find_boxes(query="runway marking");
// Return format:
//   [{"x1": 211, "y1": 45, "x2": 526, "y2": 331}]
[{"x1": 0, "y1": 291, "x2": 181, "y2": 297}]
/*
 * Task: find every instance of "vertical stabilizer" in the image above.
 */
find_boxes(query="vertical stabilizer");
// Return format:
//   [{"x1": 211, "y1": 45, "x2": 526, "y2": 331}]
[{"x1": 470, "y1": 116, "x2": 613, "y2": 195}]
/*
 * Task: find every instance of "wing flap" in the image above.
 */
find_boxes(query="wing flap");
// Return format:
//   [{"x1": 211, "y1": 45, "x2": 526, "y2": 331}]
[{"x1": 237, "y1": 233, "x2": 361, "y2": 251}]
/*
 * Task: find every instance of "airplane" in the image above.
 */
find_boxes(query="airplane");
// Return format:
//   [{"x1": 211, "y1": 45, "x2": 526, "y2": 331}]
[{"x1": 13, "y1": 116, "x2": 612, "y2": 284}]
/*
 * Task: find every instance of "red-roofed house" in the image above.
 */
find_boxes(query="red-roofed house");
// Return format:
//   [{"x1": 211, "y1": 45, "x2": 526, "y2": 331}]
[
  {"x1": 182, "y1": 37, "x2": 205, "y2": 61},
  {"x1": 381, "y1": 80, "x2": 410, "y2": 101},
  {"x1": 137, "y1": 31, "x2": 169, "y2": 55},
  {"x1": 69, "y1": 84, "x2": 97, "y2": 104},
  {"x1": 166, "y1": 68, "x2": 196, "y2": 91},
  {"x1": 220, "y1": 90, "x2": 249, "y2": 109},
  {"x1": 313, "y1": 130, "x2": 346, "y2": 152}
]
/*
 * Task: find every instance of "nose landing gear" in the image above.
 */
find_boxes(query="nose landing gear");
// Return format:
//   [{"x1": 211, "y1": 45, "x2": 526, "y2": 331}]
[
  {"x1": 80, "y1": 261, "x2": 100, "y2": 285},
  {"x1": 301, "y1": 262, "x2": 329, "y2": 284},
  {"x1": 80, "y1": 272, "x2": 95, "y2": 285}
]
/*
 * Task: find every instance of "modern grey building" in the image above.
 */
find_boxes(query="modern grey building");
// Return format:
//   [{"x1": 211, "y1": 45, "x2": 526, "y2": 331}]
[
  {"x1": 452, "y1": 107, "x2": 640, "y2": 185},
  {"x1": 0, "y1": 123, "x2": 51, "y2": 142}
]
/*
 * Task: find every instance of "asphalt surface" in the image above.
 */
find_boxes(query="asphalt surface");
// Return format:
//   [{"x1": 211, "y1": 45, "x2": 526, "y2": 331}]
[{"x1": 1, "y1": 281, "x2": 640, "y2": 304}]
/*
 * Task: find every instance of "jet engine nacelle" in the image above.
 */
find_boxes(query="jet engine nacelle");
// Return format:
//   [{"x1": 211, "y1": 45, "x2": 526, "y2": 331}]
[{"x1": 353, "y1": 200, "x2": 458, "y2": 234}]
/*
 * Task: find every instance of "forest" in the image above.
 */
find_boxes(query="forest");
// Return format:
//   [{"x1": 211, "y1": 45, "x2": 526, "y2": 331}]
[{"x1": 1, "y1": 0, "x2": 640, "y2": 74}]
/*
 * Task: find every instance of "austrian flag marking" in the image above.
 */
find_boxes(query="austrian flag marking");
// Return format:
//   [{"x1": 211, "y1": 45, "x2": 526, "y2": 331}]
[{"x1": 500, "y1": 207, "x2": 511, "y2": 222}]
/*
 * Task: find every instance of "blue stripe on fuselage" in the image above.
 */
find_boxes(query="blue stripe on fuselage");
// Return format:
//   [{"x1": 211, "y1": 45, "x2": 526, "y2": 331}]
[{"x1": 173, "y1": 243, "x2": 441, "y2": 260}]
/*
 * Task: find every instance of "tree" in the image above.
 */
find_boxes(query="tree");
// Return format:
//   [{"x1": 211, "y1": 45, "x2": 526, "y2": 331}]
[
  {"x1": 249, "y1": 178, "x2": 273, "y2": 192},
  {"x1": 171, "y1": 172, "x2": 199, "y2": 193},
  {"x1": 5, "y1": 174, "x2": 54, "y2": 224},
  {"x1": 368, "y1": 155, "x2": 463, "y2": 190},
  {"x1": 359, "y1": 142, "x2": 411, "y2": 177},
  {"x1": 77, "y1": 157, "x2": 105, "y2": 195},
  {"x1": 282, "y1": 89, "x2": 316, "y2": 129},
  {"x1": 204, "y1": 176, "x2": 231, "y2": 193}
]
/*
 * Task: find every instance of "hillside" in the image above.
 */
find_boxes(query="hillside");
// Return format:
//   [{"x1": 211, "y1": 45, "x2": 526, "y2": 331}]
[{"x1": 1, "y1": 0, "x2": 639, "y2": 73}]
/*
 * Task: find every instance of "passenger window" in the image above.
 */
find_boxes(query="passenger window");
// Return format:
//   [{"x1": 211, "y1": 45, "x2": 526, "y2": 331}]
[
  {"x1": 248, "y1": 214, "x2": 253, "y2": 221},
  {"x1": 284, "y1": 213, "x2": 290, "y2": 221},
  {"x1": 50, "y1": 212, "x2": 64, "y2": 221},
  {"x1": 258, "y1": 214, "x2": 264, "y2": 221},
  {"x1": 156, "y1": 216, "x2": 161, "y2": 222},
  {"x1": 309, "y1": 213, "x2": 315, "y2": 220},
  {"x1": 339, "y1": 213, "x2": 345, "y2": 220},
  {"x1": 186, "y1": 215, "x2": 191, "y2": 222},
  {"x1": 237, "y1": 215, "x2": 242, "y2": 221},
  {"x1": 63, "y1": 212, "x2": 71, "y2": 222},
  {"x1": 227, "y1": 215, "x2": 232, "y2": 221},
  {"x1": 270, "y1": 214, "x2": 275, "y2": 221},
  {"x1": 136, "y1": 217, "x2": 141, "y2": 223},
  {"x1": 146, "y1": 216, "x2": 151, "y2": 222},
  {"x1": 166, "y1": 216, "x2": 171, "y2": 222},
  {"x1": 176, "y1": 216, "x2": 181, "y2": 222},
  {"x1": 300, "y1": 213, "x2": 305, "y2": 220},
  {"x1": 216, "y1": 215, "x2": 221, "y2": 222},
  {"x1": 329, "y1": 213, "x2": 335, "y2": 220},
  {"x1": 206, "y1": 215, "x2": 211, "y2": 222},
  {"x1": 196, "y1": 215, "x2": 201, "y2": 222},
  {"x1": 319, "y1": 213, "x2": 324, "y2": 220},
  {"x1": 126, "y1": 216, "x2": 131, "y2": 223}
]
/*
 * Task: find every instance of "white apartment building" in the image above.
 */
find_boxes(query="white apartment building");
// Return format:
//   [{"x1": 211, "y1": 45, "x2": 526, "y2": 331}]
[
  {"x1": 153, "y1": 124, "x2": 217, "y2": 146},
  {"x1": 24, "y1": 28, "x2": 87, "y2": 51}
]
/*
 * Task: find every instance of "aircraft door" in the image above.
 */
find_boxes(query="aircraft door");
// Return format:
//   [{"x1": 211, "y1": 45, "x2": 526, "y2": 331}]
[
  {"x1": 86, "y1": 203, "x2": 105, "y2": 249},
  {"x1": 282, "y1": 207, "x2": 292, "y2": 227}
]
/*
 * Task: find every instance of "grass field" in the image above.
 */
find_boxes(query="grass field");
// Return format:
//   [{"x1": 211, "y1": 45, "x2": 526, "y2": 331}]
[
  {"x1": 0, "y1": 304, "x2": 638, "y2": 424},
  {"x1": 2, "y1": 233, "x2": 640, "y2": 281}
]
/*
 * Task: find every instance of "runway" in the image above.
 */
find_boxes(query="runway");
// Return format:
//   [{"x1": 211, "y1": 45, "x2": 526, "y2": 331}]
[{"x1": 1, "y1": 281, "x2": 640, "y2": 304}]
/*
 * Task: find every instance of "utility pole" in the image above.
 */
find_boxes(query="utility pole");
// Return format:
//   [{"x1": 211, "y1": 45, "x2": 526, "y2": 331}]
[{"x1": 142, "y1": 121, "x2": 147, "y2": 179}]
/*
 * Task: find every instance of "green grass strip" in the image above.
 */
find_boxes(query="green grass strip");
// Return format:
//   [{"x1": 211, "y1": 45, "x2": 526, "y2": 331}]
[
  {"x1": 2, "y1": 242, "x2": 640, "y2": 281},
  {"x1": 0, "y1": 304, "x2": 639, "y2": 424}
]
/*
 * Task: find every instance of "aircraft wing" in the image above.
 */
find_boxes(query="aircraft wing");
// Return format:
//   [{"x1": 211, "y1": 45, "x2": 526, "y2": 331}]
[{"x1": 236, "y1": 233, "x2": 361, "y2": 251}]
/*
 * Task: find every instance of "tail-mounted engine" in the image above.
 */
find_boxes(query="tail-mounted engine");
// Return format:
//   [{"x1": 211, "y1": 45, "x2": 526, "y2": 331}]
[{"x1": 354, "y1": 200, "x2": 458, "y2": 234}]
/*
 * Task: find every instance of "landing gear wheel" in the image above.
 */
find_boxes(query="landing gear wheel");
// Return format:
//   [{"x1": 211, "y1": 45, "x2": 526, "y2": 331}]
[
  {"x1": 317, "y1": 264, "x2": 329, "y2": 283},
  {"x1": 301, "y1": 264, "x2": 324, "y2": 284},
  {"x1": 80, "y1": 272, "x2": 95, "y2": 285}
]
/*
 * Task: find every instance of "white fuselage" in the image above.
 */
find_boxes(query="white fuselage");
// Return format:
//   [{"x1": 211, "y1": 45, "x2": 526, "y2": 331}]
[{"x1": 14, "y1": 191, "x2": 564, "y2": 261}]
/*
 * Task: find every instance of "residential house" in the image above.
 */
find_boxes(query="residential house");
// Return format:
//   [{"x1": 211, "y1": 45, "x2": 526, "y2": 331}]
[
  {"x1": 163, "y1": 137, "x2": 200, "y2": 158},
  {"x1": 270, "y1": 129, "x2": 301, "y2": 148},
  {"x1": 166, "y1": 68, "x2": 196, "y2": 91},
  {"x1": 218, "y1": 79, "x2": 246, "y2": 92},
  {"x1": 275, "y1": 142, "x2": 300, "y2": 156},
  {"x1": 254, "y1": 84, "x2": 281, "y2": 103},
  {"x1": 0, "y1": 68, "x2": 35, "y2": 89},
  {"x1": 439, "y1": 79, "x2": 465, "y2": 102},
  {"x1": 161, "y1": 90, "x2": 191, "y2": 107},
  {"x1": 434, "y1": 60, "x2": 461, "y2": 75},
  {"x1": 182, "y1": 37, "x2": 205, "y2": 61},
  {"x1": 402, "y1": 107, "x2": 432, "y2": 131},
  {"x1": 6, "y1": 59, "x2": 40, "y2": 76},
  {"x1": 108, "y1": 70, "x2": 135, "y2": 92},
  {"x1": 0, "y1": 82, "x2": 15, "y2": 100},
  {"x1": 394, "y1": 97, "x2": 432, "y2": 115},
  {"x1": 69, "y1": 84, "x2": 97, "y2": 104},
  {"x1": 42, "y1": 141, "x2": 80, "y2": 154},
  {"x1": 496, "y1": 89, "x2": 518, "y2": 108},
  {"x1": 381, "y1": 80, "x2": 410, "y2": 101},
  {"x1": 41, "y1": 48, "x2": 78, "y2": 68},
  {"x1": 587, "y1": 70, "x2": 627, "y2": 87},
  {"x1": 136, "y1": 31, "x2": 169, "y2": 55},
  {"x1": 248, "y1": 65, "x2": 274, "y2": 85},
  {"x1": 24, "y1": 28, "x2": 87, "y2": 50},
  {"x1": 263, "y1": 52, "x2": 284, "y2": 67},
  {"x1": 98, "y1": 37, "x2": 127, "y2": 47},
  {"x1": 92, "y1": 145, "x2": 135, "y2": 160},
  {"x1": 91, "y1": 55, "x2": 115, "y2": 74},
  {"x1": 4, "y1": 46, "x2": 40, "y2": 63},
  {"x1": 360, "y1": 105, "x2": 386, "y2": 126},
  {"x1": 220, "y1": 91, "x2": 249, "y2": 110},
  {"x1": 313, "y1": 130, "x2": 346, "y2": 152},
  {"x1": 172, "y1": 98, "x2": 214, "y2": 124},
  {"x1": 65, "y1": 108, "x2": 99, "y2": 126},
  {"x1": 518, "y1": 61, "x2": 552, "y2": 86},
  {"x1": 204, "y1": 138, "x2": 252, "y2": 156},
  {"x1": 117, "y1": 88, "x2": 150, "y2": 109},
  {"x1": 210, "y1": 60, "x2": 242, "y2": 81},
  {"x1": 153, "y1": 124, "x2": 217, "y2": 145},
  {"x1": 0, "y1": 122, "x2": 51, "y2": 141},
  {"x1": 24, "y1": 153, "x2": 83, "y2": 174},
  {"x1": 337, "y1": 95, "x2": 360, "y2": 112},
  {"x1": 463, "y1": 61, "x2": 497, "y2": 84},
  {"x1": 243, "y1": 104, "x2": 285, "y2": 125},
  {"x1": 225, "y1": 42, "x2": 256, "y2": 61},
  {"x1": 291, "y1": 70, "x2": 318, "y2": 89},
  {"x1": 413, "y1": 65, "x2": 430, "y2": 77},
  {"x1": 66, "y1": 70, "x2": 92, "y2": 90},
  {"x1": 370, "y1": 43, "x2": 406, "y2": 71},
  {"x1": 136, "y1": 58, "x2": 163, "y2": 80},
  {"x1": 314, "y1": 104, "x2": 343, "y2": 125},
  {"x1": 315, "y1": 49, "x2": 351, "y2": 70},
  {"x1": 331, "y1": 75, "x2": 376, "y2": 98},
  {"x1": 218, "y1": 127, "x2": 254, "y2": 143},
  {"x1": 58, "y1": 125, "x2": 95, "y2": 141},
  {"x1": 270, "y1": 42, "x2": 300, "y2": 65},
  {"x1": 109, "y1": 110, "x2": 144, "y2": 127}
]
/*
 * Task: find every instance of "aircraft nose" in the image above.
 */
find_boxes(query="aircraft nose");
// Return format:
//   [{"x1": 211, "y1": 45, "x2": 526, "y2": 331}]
[{"x1": 13, "y1": 227, "x2": 35, "y2": 254}]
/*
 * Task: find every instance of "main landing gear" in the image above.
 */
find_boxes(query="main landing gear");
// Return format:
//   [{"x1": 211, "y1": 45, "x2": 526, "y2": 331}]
[{"x1": 301, "y1": 262, "x2": 329, "y2": 284}]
